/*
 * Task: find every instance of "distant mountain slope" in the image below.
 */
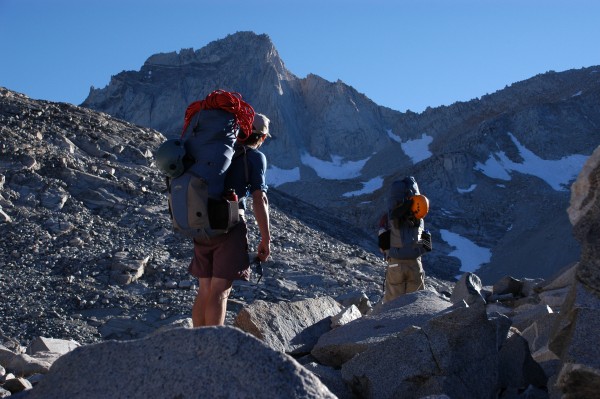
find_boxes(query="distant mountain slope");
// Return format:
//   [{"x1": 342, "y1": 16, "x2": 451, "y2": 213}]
[{"x1": 81, "y1": 31, "x2": 600, "y2": 283}]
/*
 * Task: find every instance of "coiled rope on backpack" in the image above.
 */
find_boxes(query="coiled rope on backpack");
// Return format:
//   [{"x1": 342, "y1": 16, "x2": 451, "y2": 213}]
[{"x1": 181, "y1": 90, "x2": 255, "y2": 141}]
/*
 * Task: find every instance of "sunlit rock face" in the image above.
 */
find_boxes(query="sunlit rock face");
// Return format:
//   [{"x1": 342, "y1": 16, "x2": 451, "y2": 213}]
[{"x1": 82, "y1": 32, "x2": 600, "y2": 282}]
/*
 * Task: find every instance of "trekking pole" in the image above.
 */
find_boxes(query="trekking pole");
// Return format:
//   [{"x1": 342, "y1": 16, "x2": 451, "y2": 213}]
[{"x1": 251, "y1": 256, "x2": 263, "y2": 284}]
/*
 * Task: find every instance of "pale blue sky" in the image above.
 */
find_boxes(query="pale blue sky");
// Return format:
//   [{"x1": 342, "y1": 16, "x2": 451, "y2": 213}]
[{"x1": 1, "y1": 0, "x2": 599, "y2": 113}]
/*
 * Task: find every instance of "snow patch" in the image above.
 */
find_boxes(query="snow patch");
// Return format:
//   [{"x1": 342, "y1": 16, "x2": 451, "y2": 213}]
[
  {"x1": 343, "y1": 176, "x2": 384, "y2": 197},
  {"x1": 386, "y1": 129, "x2": 402, "y2": 144},
  {"x1": 386, "y1": 130, "x2": 433, "y2": 164},
  {"x1": 474, "y1": 132, "x2": 588, "y2": 191},
  {"x1": 267, "y1": 166, "x2": 300, "y2": 187},
  {"x1": 440, "y1": 229, "x2": 492, "y2": 275},
  {"x1": 401, "y1": 134, "x2": 433, "y2": 164},
  {"x1": 300, "y1": 153, "x2": 369, "y2": 180},
  {"x1": 457, "y1": 184, "x2": 476, "y2": 194}
]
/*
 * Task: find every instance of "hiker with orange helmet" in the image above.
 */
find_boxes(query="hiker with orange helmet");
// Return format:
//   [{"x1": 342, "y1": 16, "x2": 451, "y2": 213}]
[{"x1": 378, "y1": 176, "x2": 431, "y2": 302}]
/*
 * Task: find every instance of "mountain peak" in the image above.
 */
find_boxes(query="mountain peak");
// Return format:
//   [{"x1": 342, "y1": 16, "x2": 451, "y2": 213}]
[{"x1": 143, "y1": 31, "x2": 276, "y2": 68}]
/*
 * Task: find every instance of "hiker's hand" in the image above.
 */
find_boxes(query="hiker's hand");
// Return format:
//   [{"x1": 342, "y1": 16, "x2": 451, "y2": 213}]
[{"x1": 257, "y1": 238, "x2": 270, "y2": 262}]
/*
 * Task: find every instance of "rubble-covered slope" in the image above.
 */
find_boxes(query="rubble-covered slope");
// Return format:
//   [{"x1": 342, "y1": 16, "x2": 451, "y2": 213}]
[{"x1": 2, "y1": 87, "x2": 446, "y2": 346}]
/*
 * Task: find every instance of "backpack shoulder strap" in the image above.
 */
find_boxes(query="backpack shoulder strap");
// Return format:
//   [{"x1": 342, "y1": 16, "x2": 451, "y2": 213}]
[{"x1": 232, "y1": 146, "x2": 250, "y2": 185}]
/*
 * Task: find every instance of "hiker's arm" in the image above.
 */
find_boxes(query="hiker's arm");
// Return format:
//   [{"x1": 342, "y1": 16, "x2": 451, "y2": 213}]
[
  {"x1": 252, "y1": 189, "x2": 271, "y2": 261},
  {"x1": 378, "y1": 213, "x2": 390, "y2": 254}
]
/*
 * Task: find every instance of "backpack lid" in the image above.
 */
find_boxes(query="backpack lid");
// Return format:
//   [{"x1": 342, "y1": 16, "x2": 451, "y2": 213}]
[
  {"x1": 389, "y1": 176, "x2": 420, "y2": 208},
  {"x1": 181, "y1": 90, "x2": 255, "y2": 140}
]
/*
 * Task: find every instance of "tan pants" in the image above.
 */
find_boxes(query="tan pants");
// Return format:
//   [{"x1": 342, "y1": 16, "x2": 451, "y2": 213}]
[{"x1": 383, "y1": 257, "x2": 424, "y2": 303}]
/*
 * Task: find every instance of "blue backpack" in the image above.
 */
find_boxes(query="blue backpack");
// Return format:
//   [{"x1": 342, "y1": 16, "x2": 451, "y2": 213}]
[{"x1": 167, "y1": 109, "x2": 241, "y2": 239}]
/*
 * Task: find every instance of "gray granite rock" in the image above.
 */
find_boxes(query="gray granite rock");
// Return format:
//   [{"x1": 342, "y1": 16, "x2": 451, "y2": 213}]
[
  {"x1": 25, "y1": 327, "x2": 335, "y2": 399},
  {"x1": 311, "y1": 290, "x2": 452, "y2": 367},
  {"x1": 340, "y1": 303, "x2": 499, "y2": 399},
  {"x1": 234, "y1": 296, "x2": 342, "y2": 355}
]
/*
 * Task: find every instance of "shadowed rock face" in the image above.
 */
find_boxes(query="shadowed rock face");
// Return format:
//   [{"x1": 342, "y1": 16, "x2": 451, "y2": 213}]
[
  {"x1": 568, "y1": 145, "x2": 600, "y2": 294},
  {"x1": 81, "y1": 31, "x2": 600, "y2": 283},
  {"x1": 339, "y1": 303, "x2": 501, "y2": 399},
  {"x1": 546, "y1": 145, "x2": 600, "y2": 398}
]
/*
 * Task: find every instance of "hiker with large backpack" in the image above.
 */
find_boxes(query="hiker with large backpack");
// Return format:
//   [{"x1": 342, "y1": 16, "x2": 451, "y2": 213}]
[
  {"x1": 378, "y1": 176, "x2": 432, "y2": 303},
  {"x1": 155, "y1": 90, "x2": 271, "y2": 326}
]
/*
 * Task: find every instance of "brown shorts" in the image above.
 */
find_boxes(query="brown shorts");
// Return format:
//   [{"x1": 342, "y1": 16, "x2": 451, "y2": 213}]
[{"x1": 188, "y1": 221, "x2": 250, "y2": 281}]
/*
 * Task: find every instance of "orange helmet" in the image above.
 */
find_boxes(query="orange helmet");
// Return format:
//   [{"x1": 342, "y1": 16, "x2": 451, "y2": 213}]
[{"x1": 410, "y1": 195, "x2": 429, "y2": 219}]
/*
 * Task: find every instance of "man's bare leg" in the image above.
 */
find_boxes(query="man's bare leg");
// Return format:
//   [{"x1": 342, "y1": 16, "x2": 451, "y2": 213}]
[
  {"x1": 192, "y1": 278, "x2": 234, "y2": 326},
  {"x1": 192, "y1": 277, "x2": 212, "y2": 327}
]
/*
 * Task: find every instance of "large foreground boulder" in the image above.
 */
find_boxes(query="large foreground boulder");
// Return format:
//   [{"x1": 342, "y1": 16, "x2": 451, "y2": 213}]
[{"x1": 25, "y1": 326, "x2": 335, "y2": 399}]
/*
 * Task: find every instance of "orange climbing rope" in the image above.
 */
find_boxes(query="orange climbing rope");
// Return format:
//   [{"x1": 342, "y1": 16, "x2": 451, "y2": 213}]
[{"x1": 181, "y1": 90, "x2": 255, "y2": 141}]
